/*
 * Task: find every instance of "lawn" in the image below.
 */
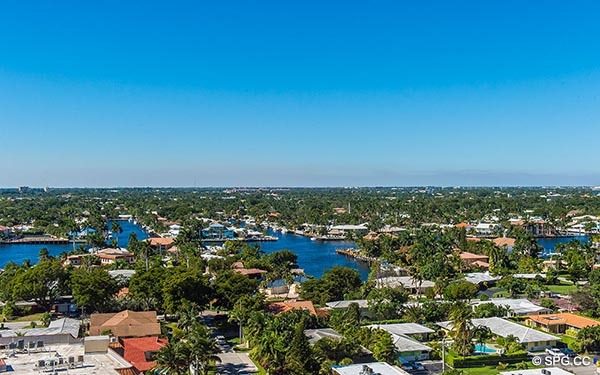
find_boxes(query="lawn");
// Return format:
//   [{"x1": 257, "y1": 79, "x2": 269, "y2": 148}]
[
  {"x1": 0, "y1": 312, "x2": 46, "y2": 323},
  {"x1": 545, "y1": 284, "x2": 577, "y2": 294},
  {"x1": 461, "y1": 362, "x2": 540, "y2": 375}
]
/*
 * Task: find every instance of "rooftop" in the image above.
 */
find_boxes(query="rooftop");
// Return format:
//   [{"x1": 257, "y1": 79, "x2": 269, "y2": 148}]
[
  {"x1": 89, "y1": 310, "x2": 160, "y2": 338},
  {"x1": 304, "y1": 328, "x2": 344, "y2": 345},
  {"x1": 437, "y1": 317, "x2": 558, "y2": 343},
  {"x1": 333, "y1": 362, "x2": 409, "y2": 375},
  {"x1": 326, "y1": 299, "x2": 369, "y2": 309},
  {"x1": 121, "y1": 336, "x2": 167, "y2": 372},
  {"x1": 367, "y1": 323, "x2": 434, "y2": 336},
  {"x1": 472, "y1": 298, "x2": 549, "y2": 315},
  {"x1": 527, "y1": 313, "x2": 600, "y2": 329}
]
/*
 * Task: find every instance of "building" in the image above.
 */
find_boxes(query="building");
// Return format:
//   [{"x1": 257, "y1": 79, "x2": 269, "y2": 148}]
[
  {"x1": 464, "y1": 272, "x2": 502, "y2": 286},
  {"x1": 117, "y1": 336, "x2": 168, "y2": 374},
  {"x1": 0, "y1": 318, "x2": 81, "y2": 348},
  {"x1": 459, "y1": 252, "x2": 490, "y2": 269},
  {"x1": 474, "y1": 223, "x2": 500, "y2": 236},
  {"x1": 89, "y1": 310, "x2": 161, "y2": 338},
  {"x1": 201, "y1": 223, "x2": 235, "y2": 240},
  {"x1": 325, "y1": 299, "x2": 371, "y2": 317},
  {"x1": 64, "y1": 253, "x2": 94, "y2": 267},
  {"x1": 366, "y1": 323, "x2": 433, "y2": 362},
  {"x1": 501, "y1": 368, "x2": 573, "y2": 375},
  {"x1": 232, "y1": 261, "x2": 267, "y2": 279},
  {"x1": 374, "y1": 276, "x2": 435, "y2": 294},
  {"x1": 471, "y1": 298, "x2": 550, "y2": 316},
  {"x1": 526, "y1": 313, "x2": 600, "y2": 335},
  {"x1": 437, "y1": 317, "x2": 558, "y2": 352},
  {"x1": 492, "y1": 237, "x2": 516, "y2": 251},
  {"x1": 268, "y1": 300, "x2": 326, "y2": 317},
  {"x1": 96, "y1": 248, "x2": 135, "y2": 265},
  {"x1": 333, "y1": 362, "x2": 409, "y2": 375},
  {"x1": 147, "y1": 237, "x2": 175, "y2": 252}
]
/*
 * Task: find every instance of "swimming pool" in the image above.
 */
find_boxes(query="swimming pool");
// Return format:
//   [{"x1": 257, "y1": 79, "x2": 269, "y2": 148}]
[{"x1": 474, "y1": 343, "x2": 497, "y2": 354}]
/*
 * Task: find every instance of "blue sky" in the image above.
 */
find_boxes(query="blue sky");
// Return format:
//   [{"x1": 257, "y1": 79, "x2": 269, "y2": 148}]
[{"x1": 1, "y1": 1, "x2": 600, "y2": 187}]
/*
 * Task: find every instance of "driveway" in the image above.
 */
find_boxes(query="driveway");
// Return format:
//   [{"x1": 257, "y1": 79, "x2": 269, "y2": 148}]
[{"x1": 216, "y1": 352, "x2": 258, "y2": 374}]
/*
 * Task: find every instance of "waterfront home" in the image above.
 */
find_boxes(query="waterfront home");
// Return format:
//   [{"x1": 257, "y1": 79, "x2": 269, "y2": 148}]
[
  {"x1": 231, "y1": 261, "x2": 267, "y2": 279},
  {"x1": 459, "y1": 252, "x2": 490, "y2": 269},
  {"x1": 471, "y1": 298, "x2": 549, "y2": 316},
  {"x1": 116, "y1": 336, "x2": 167, "y2": 374},
  {"x1": 0, "y1": 318, "x2": 81, "y2": 348},
  {"x1": 333, "y1": 362, "x2": 409, "y2": 375},
  {"x1": 374, "y1": 276, "x2": 435, "y2": 295},
  {"x1": 147, "y1": 237, "x2": 175, "y2": 252},
  {"x1": 89, "y1": 310, "x2": 161, "y2": 338},
  {"x1": 201, "y1": 223, "x2": 235, "y2": 240},
  {"x1": 526, "y1": 313, "x2": 600, "y2": 335},
  {"x1": 492, "y1": 237, "x2": 516, "y2": 251},
  {"x1": 474, "y1": 223, "x2": 500, "y2": 236},
  {"x1": 63, "y1": 253, "x2": 94, "y2": 267},
  {"x1": 96, "y1": 248, "x2": 135, "y2": 265},
  {"x1": 437, "y1": 317, "x2": 558, "y2": 352}
]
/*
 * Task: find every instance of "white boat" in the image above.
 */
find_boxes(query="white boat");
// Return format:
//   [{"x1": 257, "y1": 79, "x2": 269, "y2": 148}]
[{"x1": 310, "y1": 237, "x2": 316, "y2": 241}]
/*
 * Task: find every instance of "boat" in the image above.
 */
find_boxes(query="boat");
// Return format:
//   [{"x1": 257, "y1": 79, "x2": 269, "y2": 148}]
[{"x1": 310, "y1": 237, "x2": 316, "y2": 241}]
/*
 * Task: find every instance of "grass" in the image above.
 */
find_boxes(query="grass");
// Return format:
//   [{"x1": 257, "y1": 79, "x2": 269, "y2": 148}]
[
  {"x1": 0, "y1": 312, "x2": 46, "y2": 323},
  {"x1": 545, "y1": 284, "x2": 577, "y2": 294},
  {"x1": 461, "y1": 362, "x2": 540, "y2": 375}
]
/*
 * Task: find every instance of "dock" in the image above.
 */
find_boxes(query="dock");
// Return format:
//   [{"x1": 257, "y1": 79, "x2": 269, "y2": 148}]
[
  {"x1": 0, "y1": 236, "x2": 86, "y2": 245},
  {"x1": 335, "y1": 248, "x2": 378, "y2": 264}
]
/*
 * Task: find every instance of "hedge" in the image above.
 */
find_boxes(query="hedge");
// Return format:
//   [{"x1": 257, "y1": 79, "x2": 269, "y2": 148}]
[{"x1": 446, "y1": 351, "x2": 530, "y2": 368}]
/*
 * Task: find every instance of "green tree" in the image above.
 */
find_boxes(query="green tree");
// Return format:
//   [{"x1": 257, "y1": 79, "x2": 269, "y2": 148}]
[{"x1": 70, "y1": 267, "x2": 119, "y2": 313}]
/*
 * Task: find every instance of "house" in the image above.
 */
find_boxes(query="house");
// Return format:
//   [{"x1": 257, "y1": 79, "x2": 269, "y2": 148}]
[
  {"x1": 459, "y1": 252, "x2": 490, "y2": 269},
  {"x1": 492, "y1": 237, "x2": 516, "y2": 251},
  {"x1": 333, "y1": 362, "x2": 409, "y2": 375},
  {"x1": 471, "y1": 298, "x2": 550, "y2": 316},
  {"x1": 325, "y1": 299, "x2": 372, "y2": 317},
  {"x1": 118, "y1": 336, "x2": 167, "y2": 374},
  {"x1": 437, "y1": 317, "x2": 558, "y2": 352},
  {"x1": 304, "y1": 328, "x2": 372, "y2": 362},
  {"x1": 474, "y1": 223, "x2": 500, "y2": 236},
  {"x1": 268, "y1": 300, "x2": 326, "y2": 317},
  {"x1": 96, "y1": 248, "x2": 135, "y2": 265},
  {"x1": 526, "y1": 313, "x2": 600, "y2": 335},
  {"x1": 374, "y1": 276, "x2": 435, "y2": 294},
  {"x1": 147, "y1": 237, "x2": 174, "y2": 252},
  {"x1": 89, "y1": 310, "x2": 161, "y2": 338},
  {"x1": 366, "y1": 323, "x2": 433, "y2": 362},
  {"x1": 231, "y1": 261, "x2": 267, "y2": 279},
  {"x1": 464, "y1": 272, "x2": 501, "y2": 286},
  {"x1": 64, "y1": 253, "x2": 94, "y2": 267},
  {"x1": 501, "y1": 368, "x2": 573, "y2": 375},
  {"x1": 201, "y1": 223, "x2": 235, "y2": 240},
  {"x1": 0, "y1": 318, "x2": 81, "y2": 348}
]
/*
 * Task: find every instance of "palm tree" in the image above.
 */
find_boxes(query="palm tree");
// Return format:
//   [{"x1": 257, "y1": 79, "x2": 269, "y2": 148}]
[
  {"x1": 155, "y1": 341, "x2": 188, "y2": 375},
  {"x1": 449, "y1": 302, "x2": 474, "y2": 356},
  {"x1": 472, "y1": 325, "x2": 492, "y2": 348}
]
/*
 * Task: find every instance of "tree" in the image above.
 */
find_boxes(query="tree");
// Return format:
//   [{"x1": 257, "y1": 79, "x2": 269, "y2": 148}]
[
  {"x1": 12, "y1": 259, "x2": 69, "y2": 309},
  {"x1": 284, "y1": 323, "x2": 318, "y2": 374},
  {"x1": 449, "y1": 302, "x2": 473, "y2": 356},
  {"x1": 443, "y1": 280, "x2": 478, "y2": 301},
  {"x1": 367, "y1": 287, "x2": 408, "y2": 320},
  {"x1": 71, "y1": 267, "x2": 119, "y2": 313},
  {"x1": 214, "y1": 271, "x2": 259, "y2": 310},
  {"x1": 129, "y1": 264, "x2": 166, "y2": 311},
  {"x1": 300, "y1": 266, "x2": 362, "y2": 304},
  {"x1": 371, "y1": 330, "x2": 397, "y2": 363},
  {"x1": 155, "y1": 341, "x2": 189, "y2": 375},
  {"x1": 162, "y1": 267, "x2": 213, "y2": 313}
]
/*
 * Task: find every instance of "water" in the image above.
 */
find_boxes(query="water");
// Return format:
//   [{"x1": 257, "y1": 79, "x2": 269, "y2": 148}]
[
  {"x1": 257, "y1": 229, "x2": 370, "y2": 280},
  {"x1": 0, "y1": 220, "x2": 148, "y2": 267},
  {"x1": 474, "y1": 343, "x2": 497, "y2": 354},
  {"x1": 537, "y1": 235, "x2": 589, "y2": 257}
]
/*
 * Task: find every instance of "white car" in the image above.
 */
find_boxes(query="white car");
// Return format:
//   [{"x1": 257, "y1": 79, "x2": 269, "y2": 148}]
[{"x1": 545, "y1": 348, "x2": 565, "y2": 357}]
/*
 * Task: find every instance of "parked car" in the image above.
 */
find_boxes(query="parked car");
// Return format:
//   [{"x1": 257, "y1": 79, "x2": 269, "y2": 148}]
[
  {"x1": 545, "y1": 348, "x2": 565, "y2": 357},
  {"x1": 561, "y1": 348, "x2": 576, "y2": 357},
  {"x1": 412, "y1": 362, "x2": 425, "y2": 371}
]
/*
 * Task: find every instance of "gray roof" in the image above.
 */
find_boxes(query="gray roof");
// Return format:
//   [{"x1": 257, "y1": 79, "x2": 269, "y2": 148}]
[
  {"x1": 326, "y1": 300, "x2": 369, "y2": 309},
  {"x1": 464, "y1": 272, "x2": 502, "y2": 285},
  {"x1": 304, "y1": 328, "x2": 344, "y2": 345},
  {"x1": 472, "y1": 298, "x2": 549, "y2": 315},
  {"x1": 108, "y1": 269, "x2": 136, "y2": 279},
  {"x1": 437, "y1": 317, "x2": 558, "y2": 343},
  {"x1": 389, "y1": 334, "x2": 432, "y2": 353},
  {"x1": 333, "y1": 362, "x2": 409, "y2": 375},
  {"x1": 0, "y1": 318, "x2": 80, "y2": 339},
  {"x1": 367, "y1": 323, "x2": 434, "y2": 336}
]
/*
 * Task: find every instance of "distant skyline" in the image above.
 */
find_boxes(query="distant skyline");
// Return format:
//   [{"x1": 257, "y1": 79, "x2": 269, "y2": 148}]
[{"x1": 2, "y1": 1, "x2": 600, "y2": 187}]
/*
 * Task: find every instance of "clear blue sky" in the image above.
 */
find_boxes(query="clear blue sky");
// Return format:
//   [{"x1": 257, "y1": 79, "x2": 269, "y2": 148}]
[{"x1": 1, "y1": 1, "x2": 600, "y2": 187}]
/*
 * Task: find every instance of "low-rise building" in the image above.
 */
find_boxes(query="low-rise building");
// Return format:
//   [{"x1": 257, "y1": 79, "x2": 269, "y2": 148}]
[
  {"x1": 333, "y1": 362, "x2": 409, "y2": 375},
  {"x1": 471, "y1": 298, "x2": 550, "y2": 316},
  {"x1": 96, "y1": 248, "x2": 135, "y2": 265},
  {"x1": 89, "y1": 310, "x2": 161, "y2": 339},
  {"x1": 374, "y1": 276, "x2": 434, "y2": 294},
  {"x1": 366, "y1": 323, "x2": 433, "y2": 362},
  {"x1": 437, "y1": 317, "x2": 558, "y2": 352},
  {"x1": 526, "y1": 313, "x2": 600, "y2": 335}
]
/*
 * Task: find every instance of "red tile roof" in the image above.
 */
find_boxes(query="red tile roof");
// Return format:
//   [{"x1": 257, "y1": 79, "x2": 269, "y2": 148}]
[{"x1": 121, "y1": 336, "x2": 167, "y2": 373}]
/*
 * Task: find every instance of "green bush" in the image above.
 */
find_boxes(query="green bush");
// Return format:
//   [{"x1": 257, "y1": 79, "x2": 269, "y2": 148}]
[{"x1": 446, "y1": 350, "x2": 530, "y2": 368}]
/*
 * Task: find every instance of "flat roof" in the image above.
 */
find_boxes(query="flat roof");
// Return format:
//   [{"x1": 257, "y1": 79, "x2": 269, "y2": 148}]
[
  {"x1": 326, "y1": 299, "x2": 369, "y2": 308},
  {"x1": 500, "y1": 368, "x2": 573, "y2": 375},
  {"x1": 367, "y1": 323, "x2": 434, "y2": 336},
  {"x1": 472, "y1": 298, "x2": 549, "y2": 315},
  {"x1": 437, "y1": 317, "x2": 558, "y2": 343},
  {"x1": 333, "y1": 362, "x2": 409, "y2": 375}
]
